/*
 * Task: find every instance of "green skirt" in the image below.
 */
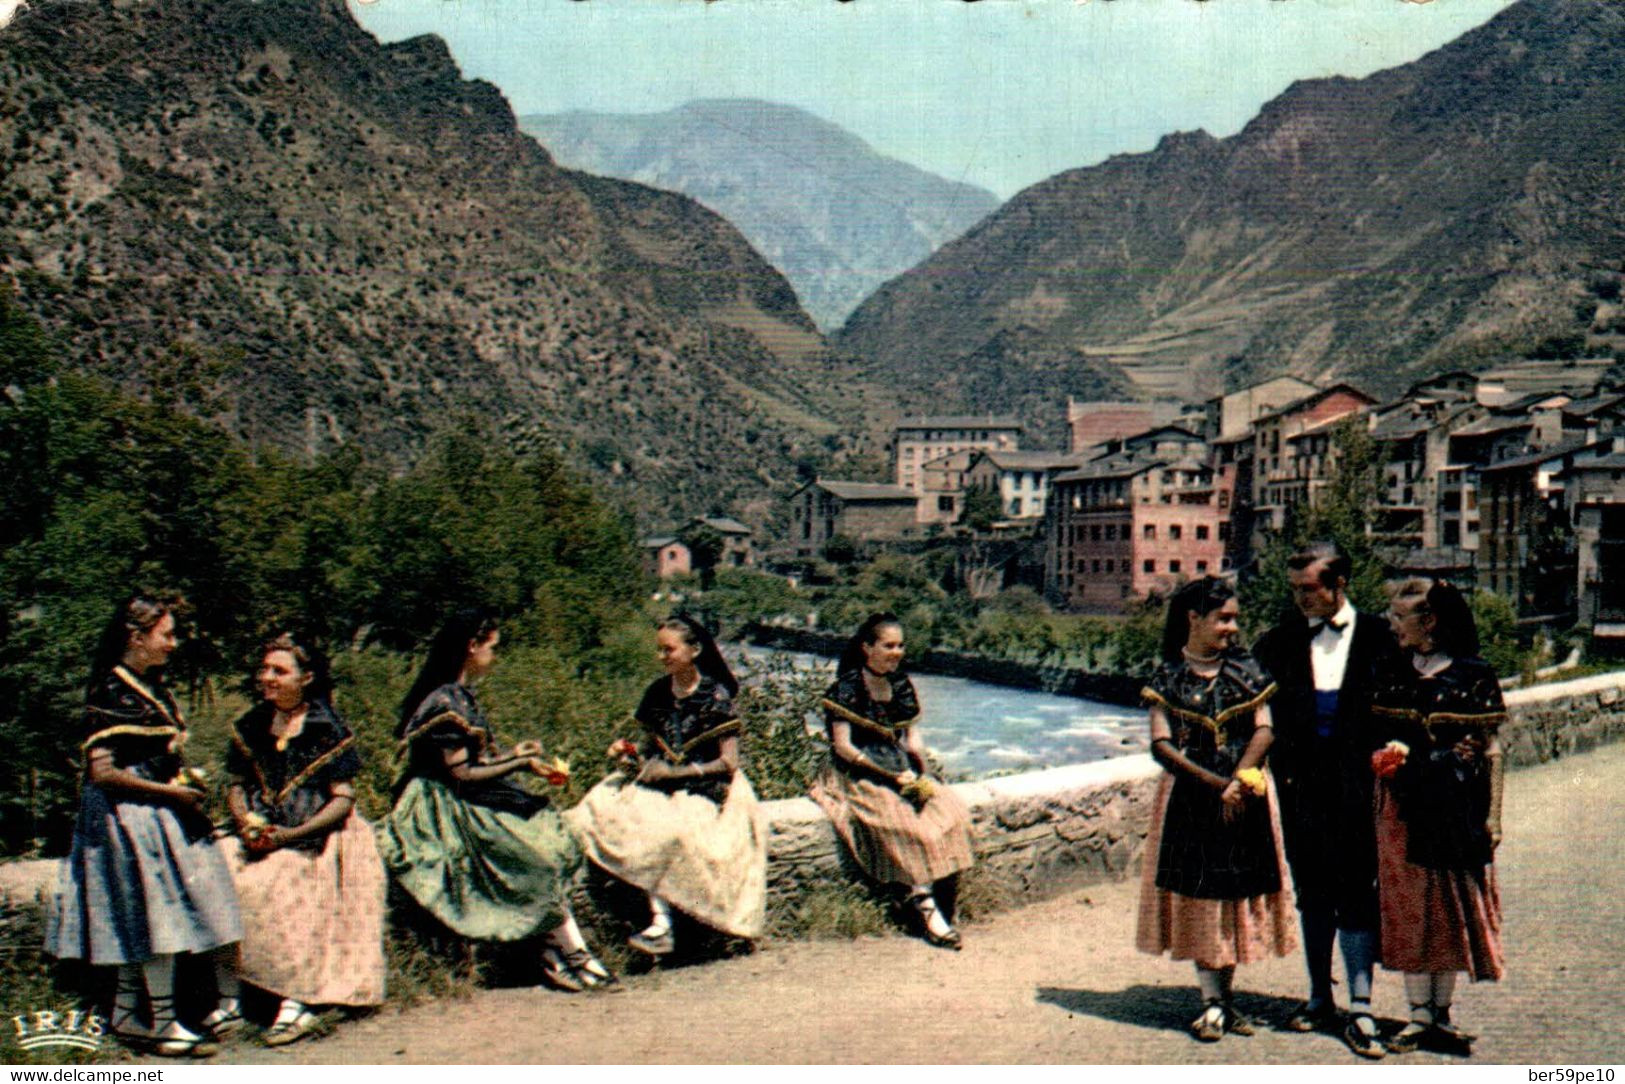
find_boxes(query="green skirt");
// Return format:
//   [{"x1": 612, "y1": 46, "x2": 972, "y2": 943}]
[{"x1": 379, "y1": 777, "x2": 584, "y2": 942}]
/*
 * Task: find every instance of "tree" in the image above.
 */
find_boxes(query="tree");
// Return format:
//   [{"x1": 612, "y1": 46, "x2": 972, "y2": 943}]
[{"x1": 961, "y1": 485, "x2": 1003, "y2": 532}]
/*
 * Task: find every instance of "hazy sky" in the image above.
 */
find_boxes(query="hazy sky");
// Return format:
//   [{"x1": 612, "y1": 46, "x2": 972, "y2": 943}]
[{"x1": 350, "y1": 0, "x2": 1513, "y2": 199}]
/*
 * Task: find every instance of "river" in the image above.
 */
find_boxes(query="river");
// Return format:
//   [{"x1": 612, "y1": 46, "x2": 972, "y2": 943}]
[{"x1": 732, "y1": 647, "x2": 1147, "y2": 780}]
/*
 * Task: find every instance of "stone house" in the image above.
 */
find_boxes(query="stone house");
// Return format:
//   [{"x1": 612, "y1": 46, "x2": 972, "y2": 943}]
[
  {"x1": 641, "y1": 536, "x2": 691, "y2": 579},
  {"x1": 787, "y1": 479, "x2": 919, "y2": 557},
  {"x1": 685, "y1": 515, "x2": 756, "y2": 568},
  {"x1": 964, "y1": 450, "x2": 1086, "y2": 522}
]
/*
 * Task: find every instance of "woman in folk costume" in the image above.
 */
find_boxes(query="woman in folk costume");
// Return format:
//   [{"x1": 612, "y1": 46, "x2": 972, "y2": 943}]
[
  {"x1": 1135, "y1": 577, "x2": 1296, "y2": 1042},
  {"x1": 1370, "y1": 579, "x2": 1506, "y2": 1055},
  {"x1": 220, "y1": 632, "x2": 386, "y2": 1046},
  {"x1": 568, "y1": 614, "x2": 767, "y2": 956},
  {"x1": 809, "y1": 613, "x2": 975, "y2": 949},
  {"x1": 379, "y1": 608, "x2": 612, "y2": 992},
  {"x1": 45, "y1": 594, "x2": 244, "y2": 1057}
]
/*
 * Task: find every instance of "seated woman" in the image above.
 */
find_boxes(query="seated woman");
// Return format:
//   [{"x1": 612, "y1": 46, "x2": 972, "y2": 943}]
[
  {"x1": 221, "y1": 632, "x2": 387, "y2": 1046},
  {"x1": 809, "y1": 613, "x2": 975, "y2": 949},
  {"x1": 1135, "y1": 577, "x2": 1296, "y2": 1042},
  {"x1": 1371, "y1": 579, "x2": 1506, "y2": 1055},
  {"x1": 568, "y1": 614, "x2": 767, "y2": 956},
  {"x1": 379, "y1": 608, "x2": 611, "y2": 992},
  {"x1": 46, "y1": 594, "x2": 244, "y2": 1057}
]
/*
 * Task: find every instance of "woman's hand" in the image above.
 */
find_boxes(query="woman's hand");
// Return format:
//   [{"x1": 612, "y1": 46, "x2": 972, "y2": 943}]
[
  {"x1": 1219, "y1": 779, "x2": 1245, "y2": 822},
  {"x1": 636, "y1": 759, "x2": 677, "y2": 786},
  {"x1": 169, "y1": 783, "x2": 207, "y2": 815},
  {"x1": 895, "y1": 769, "x2": 918, "y2": 788},
  {"x1": 1452, "y1": 734, "x2": 1486, "y2": 763},
  {"x1": 245, "y1": 825, "x2": 285, "y2": 854},
  {"x1": 511, "y1": 740, "x2": 544, "y2": 760}
]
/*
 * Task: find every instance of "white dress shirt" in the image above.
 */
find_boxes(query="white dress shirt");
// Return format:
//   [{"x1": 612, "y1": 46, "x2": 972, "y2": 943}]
[{"x1": 1309, "y1": 598, "x2": 1358, "y2": 692}]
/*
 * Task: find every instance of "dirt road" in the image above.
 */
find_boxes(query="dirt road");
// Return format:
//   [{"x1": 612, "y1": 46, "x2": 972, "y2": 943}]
[{"x1": 212, "y1": 741, "x2": 1625, "y2": 1064}]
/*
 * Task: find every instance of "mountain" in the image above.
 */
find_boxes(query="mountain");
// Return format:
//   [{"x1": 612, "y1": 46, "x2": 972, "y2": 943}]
[
  {"x1": 835, "y1": 0, "x2": 1625, "y2": 442},
  {"x1": 520, "y1": 100, "x2": 1000, "y2": 331},
  {"x1": 0, "y1": 0, "x2": 867, "y2": 520}
]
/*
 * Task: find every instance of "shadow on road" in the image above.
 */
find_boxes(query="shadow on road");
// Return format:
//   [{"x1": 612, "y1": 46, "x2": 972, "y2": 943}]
[{"x1": 1035, "y1": 985, "x2": 1305, "y2": 1036}]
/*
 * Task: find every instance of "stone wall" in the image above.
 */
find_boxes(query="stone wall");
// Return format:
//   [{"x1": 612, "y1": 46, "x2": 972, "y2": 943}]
[{"x1": 6, "y1": 671, "x2": 1625, "y2": 919}]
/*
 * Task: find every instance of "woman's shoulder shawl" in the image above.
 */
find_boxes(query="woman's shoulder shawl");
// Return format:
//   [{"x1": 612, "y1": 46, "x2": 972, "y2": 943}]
[
  {"x1": 398, "y1": 683, "x2": 489, "y2": 753},
  {"x1": 82, "y1": 666, "x2": 185, "y2": 752},
  {"x1": 232, "y1": 700, "x2": 361, "y2": 804},
  {"x1": 1140, "y1": 654, "x2": 1275, "y2": 731},
  {"x1": 1428, "y1": 656, "x2": 1508, "y2": 729}
]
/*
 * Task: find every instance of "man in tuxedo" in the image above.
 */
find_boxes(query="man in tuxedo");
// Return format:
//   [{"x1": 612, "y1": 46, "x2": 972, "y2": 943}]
[{"x1": 1253, "y1": 540, "x2": 1402, "y2": 1059}]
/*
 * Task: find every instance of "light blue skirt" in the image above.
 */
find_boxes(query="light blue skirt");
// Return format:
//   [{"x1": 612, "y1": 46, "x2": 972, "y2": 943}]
[{"x1": 45, "y1": 785, "x2": 243, "y2": 965}]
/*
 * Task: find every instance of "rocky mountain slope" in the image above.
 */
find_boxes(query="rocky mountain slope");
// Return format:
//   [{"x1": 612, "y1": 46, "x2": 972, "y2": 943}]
[
  {"x1": 836, "y1": 0, "x2": 1625, "y2": 440},
  {"x1": 0, "y1": 0, "x2": 866, "y2": 518},
  {"x1": 522, "y1": 100, "x2": 999, "y2": 332}
]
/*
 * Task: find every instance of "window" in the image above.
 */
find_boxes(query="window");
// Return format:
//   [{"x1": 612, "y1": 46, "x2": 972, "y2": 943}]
[
  {"x1": 1144, "y1": 559, "x2": 1156, "y2": 573},
  {"x1": 1169, "y1": 560, "x2": 1182, "y2": 573},
  {"x1": 1091, "y1": 525, "x2": 1102, "y2": 541},
  {"x1": 1195, "y1": 525, "x2": 1209, "y2": 540},
  {"x1": 1444, "y1": 522, "x2": 1460, "y2": 546},
  {"x1": 1170, "y1": 525, "x2": 1183, "y2": 540},
  {"x1": 1092, "y1": 559, "x2": 1102, "y2": 573},
  {"x1": 1105, "y1": 559, "x2": 1115, "y2": 573},
  {"x1": 1143, "y1": 524, "x2": 1156, "y2": 539},
  {"x1": 1105, "y1": 524, "x2": 1117, "y2": 540},
  {"x1": 1196, "y1": 561, "x2": 1208, "y2": 573},
  {"x1": 937, "y1": 496, "x2": 955, "y2": 512}
]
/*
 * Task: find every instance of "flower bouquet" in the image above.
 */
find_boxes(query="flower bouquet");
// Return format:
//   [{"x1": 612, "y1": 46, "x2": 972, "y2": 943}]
[
  {"x1": 1234, "y1": 767, "x2": 1268, "y2": 797},
  {"x1": 1370, "y1": 741, "x2": 1410, "y2": 780}
]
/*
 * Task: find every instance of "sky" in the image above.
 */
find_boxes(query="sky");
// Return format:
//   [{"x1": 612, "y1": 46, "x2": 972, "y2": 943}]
[{"x1": 350, "y1": 0, "x2": 1514, "y2": 199}]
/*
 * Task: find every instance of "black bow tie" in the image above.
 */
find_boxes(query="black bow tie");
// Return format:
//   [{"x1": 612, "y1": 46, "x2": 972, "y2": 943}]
[{"x1": 1310, "y1": 617, "x2": 1349, "y2": 634}]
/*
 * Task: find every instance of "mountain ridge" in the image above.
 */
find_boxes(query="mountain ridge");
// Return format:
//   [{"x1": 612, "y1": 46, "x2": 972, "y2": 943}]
[{"x1": 520, "y1": 98, "x2": 1000, "y2": 330}]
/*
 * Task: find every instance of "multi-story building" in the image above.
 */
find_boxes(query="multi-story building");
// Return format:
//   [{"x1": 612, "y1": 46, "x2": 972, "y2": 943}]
[
  {"x1": 891, "y1": 416, "x2": 1021, "y2": 494},
  {"x1": 1562, "y1": 437, "x2": 1625, "y2": 647},
  {"x1": 787, "y1": 480, "x2": 919, "y2": 557},
  {"x1": 1251, "y1": 384, "x2": 1377, "y2": 535},
  {"x1": 1065, "y1": 400, "x2": 1187, "y2": 455},
  {"x1": 1202, "y1": 376, "x2": 1320, "y2": 443},
  {"x1": 1046, "y1": 452, "x2": 1224, "y2": 613},
  {"x1": 963, "y1": 450, "x2": 1087, "y2": 522},
  {"x1": 1476, "y1": 436, "x2": 1591, "y2": 621},
  {"x1": 916, "y1": 449, "x2": 978, "y2": 526},
  {"x1": 1368, "y1": 392, "x2": 1484, "y2": 551}
]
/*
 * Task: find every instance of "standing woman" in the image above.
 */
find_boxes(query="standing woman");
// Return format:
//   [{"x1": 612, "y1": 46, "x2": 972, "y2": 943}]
[
  {"x1": 1135, "y1": 577, "x2": 1296, "y2": 1041},
  {"x1": 221, "y1": 632, "x2": 387, "y2": 1046},
  {"x1": 568, "y1": 614, "x2": 767, "y2": 956},
  {"x1": 45, "y1": 594, "x2": 244, "y2": 1057},
  {"x1": 809, "y1": 613, "x2": 975, "y2": 949},
  {"x1": 1371, "y1": 579, "x2": 1505, "y2": 1055},
  {"x1": 379, "y1": 609, "x2": 611, "y2": 992}
]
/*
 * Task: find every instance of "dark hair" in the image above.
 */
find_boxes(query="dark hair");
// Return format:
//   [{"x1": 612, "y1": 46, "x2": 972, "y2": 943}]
[
  {"x1": 837, "y1": 612, "x2": 903, "y2": 676},
  {"x1": 397, "y1": 608, "x2": 499, "y2": 736},
  {"x1": 89, "y1": 592, "x2": 174, "y2": 691},
  {"x1": 1288, "y1": 539, "x2": 1352, "y2": 591},
  {"x1": 658, "y1": 613, "x2": 739, "y2": 697},
  {"x1": 1395, "y1": 579, "x2": 1480, "y2": 658},
  {"x1": 260, "y1": 630, "x2": 333, "y2": 705},
  {"x1": 1160, "y1": 577, "x2": 1237, "y2": 663}
]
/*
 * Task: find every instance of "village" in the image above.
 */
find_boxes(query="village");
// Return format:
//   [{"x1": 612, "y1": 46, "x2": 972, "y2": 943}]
[{"x1": 643, "y1": 356, "x2": 1625, "y2": 653}]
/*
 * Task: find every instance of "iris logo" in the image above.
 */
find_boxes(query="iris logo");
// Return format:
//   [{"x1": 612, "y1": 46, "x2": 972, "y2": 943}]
[{"x1": 11, "y1": 1010, "x2": 105, "y2": 1053}]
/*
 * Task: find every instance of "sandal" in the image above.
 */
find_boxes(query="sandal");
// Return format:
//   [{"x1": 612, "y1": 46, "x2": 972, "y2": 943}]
[
  {"x1": 1190, "y1": 1002, "x2": 1225, "y2": 1043},
  {"x1": 201, "y1": 1002, "x2": 244, "y2": 1040},
  {"x1": 1427, "y1": 1007, "x2": 1475, "y2": 1054},
  {"x1": 909, "y1": 893, "x2": 962, "y2": 951},
  {"x1": 565, "y1": 948, "x2": 619, "y2": 987},
  {"x1": 264, "y1": 1009, "x2": 323, "y2": 1048},
  {"x1": 540, "y1": 946, "x2": 586, "y2": 993},
  {"x1": 146, "y1": 995, "x2": 218, "y2": 1059},
  {"x1": 628, "y1": 926, "x2": 675, "y2": 957},
  {"x1": 1223, "y1": 1005, "x2": 1256, "y2": 1037}
]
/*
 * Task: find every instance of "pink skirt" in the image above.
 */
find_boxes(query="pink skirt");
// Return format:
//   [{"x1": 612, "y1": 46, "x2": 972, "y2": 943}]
[
  {"x1": 1375, "y1": 781, "x2": 1504, "y2": 980},
  {"x1": 1135, "y1": 772, "x2": 1297, "y2": 969},
  {"x1": 809, "y1": 764, "x2": 975, "y2": 887},
  {"x1": 221, "y1": 812, "x2": 387, "y2": 1006}
]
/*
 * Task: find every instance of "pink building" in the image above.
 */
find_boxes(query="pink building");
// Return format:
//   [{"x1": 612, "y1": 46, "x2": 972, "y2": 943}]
[{"x1": 641, "y1": 536, "x2": 691, "y2": 579}]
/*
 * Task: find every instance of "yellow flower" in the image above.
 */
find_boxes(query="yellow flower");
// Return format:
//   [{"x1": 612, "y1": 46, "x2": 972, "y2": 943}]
[
  {"x1": 1234, "y1": 767, "x2": 1267, "y2": 796},
  {"x1": 901, "y1": 778, "x2": 936, "y2": 805}
]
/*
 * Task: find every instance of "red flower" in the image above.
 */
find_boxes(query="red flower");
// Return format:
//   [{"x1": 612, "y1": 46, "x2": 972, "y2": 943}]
[{"x1": 1370, "y1": 744, "x2": 1408, "y2": 780}]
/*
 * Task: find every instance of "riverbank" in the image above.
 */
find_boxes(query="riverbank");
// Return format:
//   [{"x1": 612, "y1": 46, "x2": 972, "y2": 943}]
[{"x1": 740, "y1": 621, "x2": 1143, "y2": 706}]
